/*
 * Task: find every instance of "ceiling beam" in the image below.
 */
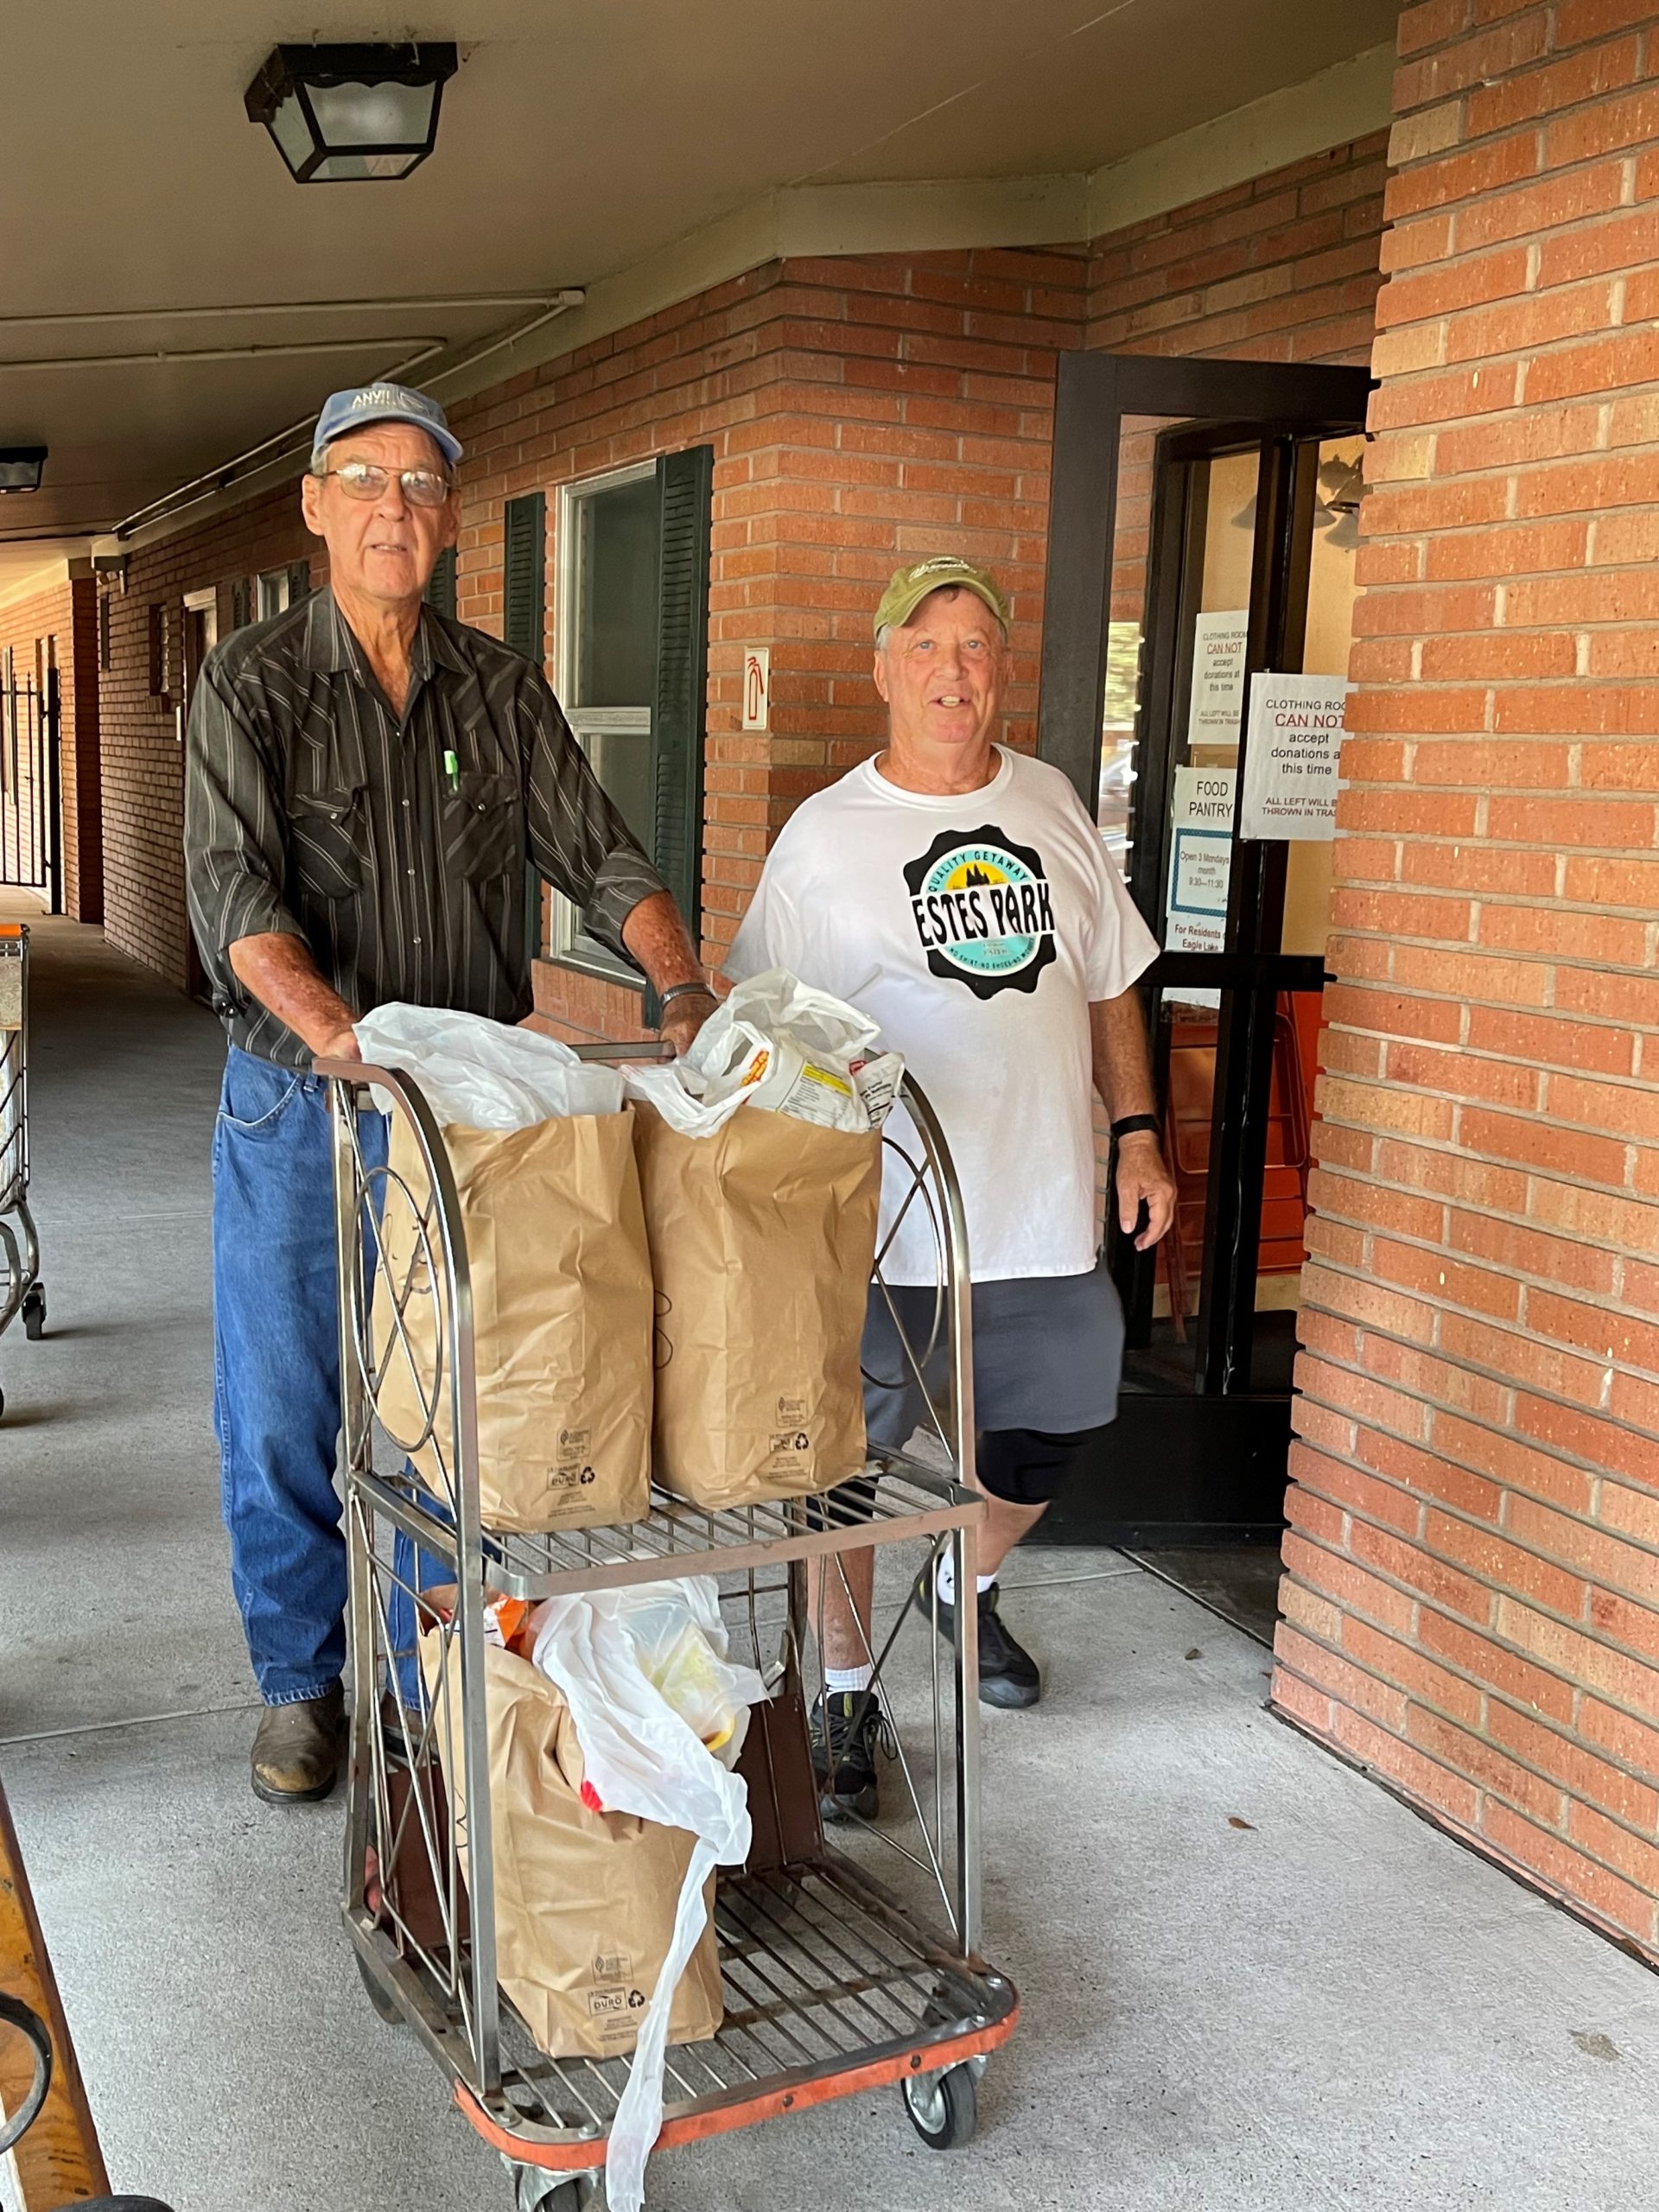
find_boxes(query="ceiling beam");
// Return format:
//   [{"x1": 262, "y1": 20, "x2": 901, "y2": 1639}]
[{"x1": 1085, "y1": 41, "x2": 1397, "y2": 237}]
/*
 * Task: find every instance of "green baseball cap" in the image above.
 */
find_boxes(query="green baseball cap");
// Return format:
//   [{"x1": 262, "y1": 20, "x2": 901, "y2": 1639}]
[{"x1": 874, "y1": 556, "x2": 1010, "y2": 640}]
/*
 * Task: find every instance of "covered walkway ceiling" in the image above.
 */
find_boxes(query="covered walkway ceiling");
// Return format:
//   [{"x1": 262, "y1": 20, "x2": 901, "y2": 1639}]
[{"x1": 0, "y1": 0, "x2": 1401, "y2": 587}]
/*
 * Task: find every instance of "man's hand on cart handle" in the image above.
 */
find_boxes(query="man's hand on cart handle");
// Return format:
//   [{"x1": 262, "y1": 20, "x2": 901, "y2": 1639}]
[
  {"x1": 620, "y1": 890, "x2": 715, "y2": 1058},
  {"x1": 316, "y1": 1024, "x2": 364, "y2": 1066},
  {"x1": 658, "y1": 983, "x2": 717, "y2": 1059}
]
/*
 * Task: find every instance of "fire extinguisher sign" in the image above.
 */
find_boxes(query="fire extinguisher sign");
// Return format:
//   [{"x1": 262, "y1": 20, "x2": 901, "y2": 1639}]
[{"x1": 741, "y1": 645, "x2": 771, "y2": 733}]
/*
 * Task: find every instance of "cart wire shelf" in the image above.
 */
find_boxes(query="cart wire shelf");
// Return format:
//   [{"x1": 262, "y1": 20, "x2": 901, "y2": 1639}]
[{"x1": 363, "y1": 1446, "x2": 978, "y2": 1602}]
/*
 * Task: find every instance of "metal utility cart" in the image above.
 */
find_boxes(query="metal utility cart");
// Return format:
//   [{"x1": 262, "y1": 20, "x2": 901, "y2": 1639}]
[
  {"x1": 0, "y1": 923, "x2": 47, "y2": 1411},
  {"x1": 322, "y1": 1045, "x2": 1018, "y2": 2209}
]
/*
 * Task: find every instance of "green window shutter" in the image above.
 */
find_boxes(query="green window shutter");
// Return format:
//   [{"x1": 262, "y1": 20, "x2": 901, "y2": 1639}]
[
  {"x1": 503, "y1": 492, "x2": 546, "y2": 665},
  {"x1": 286, "y1": 558, "x2": 312, "y2": 604},
  {"x1": 652, "y1": 445, "x2": 714, "y2": 943},
  {"x1": 425, "y1": 544, "x2": 458, "y2": 620},
  {"x1": 231, "y1": 579, "x2": 251, "y2": 631},
  {"x1": 504, "y1": 494, "x2": 548, "y2": 960}
]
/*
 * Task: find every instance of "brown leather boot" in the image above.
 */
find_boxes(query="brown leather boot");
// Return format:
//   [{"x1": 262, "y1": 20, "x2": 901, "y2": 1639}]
[{"x1": 250, "y1": 1682, "x2": 345, "y2": 1804}]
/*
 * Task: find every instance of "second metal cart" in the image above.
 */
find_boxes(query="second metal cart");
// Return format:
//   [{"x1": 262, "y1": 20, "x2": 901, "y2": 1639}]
[
  {"x1": 0, "y1": 922, "x2": 47, "y2": 1414},
  {"x1": 322, "y1": 1046, "x2": 1018, "y2": 2209}
]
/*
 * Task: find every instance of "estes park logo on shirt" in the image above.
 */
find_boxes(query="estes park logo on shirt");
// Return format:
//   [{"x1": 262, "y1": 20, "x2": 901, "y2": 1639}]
[{"x1": 904, "y1": 825, "x2": 1057, "y2": 1000}]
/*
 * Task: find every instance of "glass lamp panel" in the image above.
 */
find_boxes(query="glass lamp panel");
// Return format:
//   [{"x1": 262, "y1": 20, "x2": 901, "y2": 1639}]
[
  {"x1": 310, "y1": 149, "x2": 424, "y2": 181},
  {"x1": 306, "y1": 78, "x2": 435, "y2": 150},
  {"x1": 266, "y1": 90, "x2": 317, "y2": 177}
]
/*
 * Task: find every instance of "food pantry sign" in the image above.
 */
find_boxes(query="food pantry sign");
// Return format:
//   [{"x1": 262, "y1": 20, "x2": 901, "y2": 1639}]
[{"x1": 1239, "y1": 673, "x2": 1351, "y2": 841}]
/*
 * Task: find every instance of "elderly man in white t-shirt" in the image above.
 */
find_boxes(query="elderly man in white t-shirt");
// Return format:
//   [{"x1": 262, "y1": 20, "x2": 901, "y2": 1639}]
[{"x1": 726, "y1": 555, "x2": 1176, "y2": 1819}]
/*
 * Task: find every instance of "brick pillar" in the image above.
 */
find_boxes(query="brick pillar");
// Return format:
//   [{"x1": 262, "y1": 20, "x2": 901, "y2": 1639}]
[
  {"x1": 1274, "y1": 0, "x2": 1659, "y2": 1956},
  {"x1": 63, "y1": 575, "x2": 103, "y2": 924}
]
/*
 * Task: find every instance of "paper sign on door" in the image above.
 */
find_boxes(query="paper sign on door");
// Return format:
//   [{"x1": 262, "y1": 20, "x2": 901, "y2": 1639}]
[
  {"x1": 1166, "y1": 764, "x2": 1235, "y2": 1008},
  {"x1": 1187, "y1": 611, "x2": 1249, "y2": 746},
  {"x1": 1239, "y1": 673, "x2": 1350, "y2": 841}
]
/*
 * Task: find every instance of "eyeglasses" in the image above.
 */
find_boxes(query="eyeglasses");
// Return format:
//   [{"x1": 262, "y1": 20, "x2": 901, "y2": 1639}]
[{"x1": 314, "y1": 461, "x2": 453, "y2": 507}]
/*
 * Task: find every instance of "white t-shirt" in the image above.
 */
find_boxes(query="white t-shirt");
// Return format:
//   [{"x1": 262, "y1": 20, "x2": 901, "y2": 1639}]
[{"x1": 725, "y1": 747, "x2": 1159, "y2": 1284}]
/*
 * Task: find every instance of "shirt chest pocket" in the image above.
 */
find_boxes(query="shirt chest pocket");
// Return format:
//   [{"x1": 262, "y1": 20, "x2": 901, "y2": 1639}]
[
  {"x1": 290, "y1": 787, "x2": 365, "y2": 902},
  {"x1": 443, "y1": 770, "x2": 523, "y2": 884}
]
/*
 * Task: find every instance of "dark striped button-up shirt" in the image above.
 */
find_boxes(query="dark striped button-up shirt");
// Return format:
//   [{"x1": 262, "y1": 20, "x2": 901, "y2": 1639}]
[{"x1": 184, "y1": 588, "x2": 665, "y2": 1069}]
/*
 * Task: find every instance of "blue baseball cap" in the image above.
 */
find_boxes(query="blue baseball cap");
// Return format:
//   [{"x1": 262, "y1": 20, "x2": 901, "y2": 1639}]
[{"x1": 310, "y1": 382, "x2": 461, "y2": 471}]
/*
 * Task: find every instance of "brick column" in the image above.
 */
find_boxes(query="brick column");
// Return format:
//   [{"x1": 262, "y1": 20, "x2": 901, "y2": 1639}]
[{"x1": 1275, "y1": 0, "x2": 1659, "y2": 1956}]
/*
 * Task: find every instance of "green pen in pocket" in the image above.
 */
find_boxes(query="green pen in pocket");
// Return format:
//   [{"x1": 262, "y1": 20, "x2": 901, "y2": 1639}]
[{"x1": 443, "y1": 747, "x2": 459, "y2": 793}]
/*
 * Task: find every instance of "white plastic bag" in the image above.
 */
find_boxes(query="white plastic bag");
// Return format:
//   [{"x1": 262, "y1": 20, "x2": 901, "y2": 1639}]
[
  {"x1": 614, "y1": 1579, "x2": 764, "y2": 1765},
  {"x1": 527, "y1": 1577, "x2": 766, "y2": 2212},
  {"x1": 353, "y1": 1002, "x2": 624, "y2": 1128},
  {"x1": 625, "y1": 968, "x2": 902, "y2": 1135}
]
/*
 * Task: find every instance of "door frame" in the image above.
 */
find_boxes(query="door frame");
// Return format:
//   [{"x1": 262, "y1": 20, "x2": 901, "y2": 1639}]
[
  {"x1": 1039, "y1": 352, "x2": 1375, "y2": 806},
  {"x1": 1037, "y1": 351, "x2": 1373, "y2": 1543}
]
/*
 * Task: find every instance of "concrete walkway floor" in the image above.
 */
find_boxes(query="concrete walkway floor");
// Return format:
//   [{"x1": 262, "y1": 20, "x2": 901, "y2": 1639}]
[{"x1": 3, "y1": 915, "x2": 1659, "y2": 2212}]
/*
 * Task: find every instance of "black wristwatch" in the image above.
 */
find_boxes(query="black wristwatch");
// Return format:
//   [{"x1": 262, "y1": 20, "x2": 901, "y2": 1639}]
[{"x1": 1110, "y1": 1113, "x2": 1162, "y2": 1143}]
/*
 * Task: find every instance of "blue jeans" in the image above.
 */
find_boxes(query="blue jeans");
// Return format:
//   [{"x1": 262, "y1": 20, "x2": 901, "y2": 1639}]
[
  {"x1": 213, "y1": 1046, "x2": 447, "y2": 1709},
  {"x1": 213, "y1": 1047, "x2": 388, "y2": 1705}
]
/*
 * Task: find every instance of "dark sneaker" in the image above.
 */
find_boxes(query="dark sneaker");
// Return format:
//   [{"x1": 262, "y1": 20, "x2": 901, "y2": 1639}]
[
  {"x1": 810, "y1": 1690, "x2": 893, "y2": 1822},
  {"x1": 912, "y1": 1568, "x2": 1042, "y2": 1710},
  {"x1": 251, "y1": 1681, "x2": 345, "y2": 1804}
]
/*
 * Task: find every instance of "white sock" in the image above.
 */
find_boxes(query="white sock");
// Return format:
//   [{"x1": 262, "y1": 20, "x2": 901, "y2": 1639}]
[
  {"x1": 824, "y1": 1663, "x2": 874, "y2": 1696},
  {"x1": 935, "y1": 1556, "x2": 996, "y2": 1607}
]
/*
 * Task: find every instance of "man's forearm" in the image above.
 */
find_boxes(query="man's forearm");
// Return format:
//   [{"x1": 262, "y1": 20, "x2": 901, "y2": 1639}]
[
  {"x1": 1090, "y1": 988, "x2": 1157, "y2": 1121},
  {"x1": 621, "y1": 889, "x2": 707, "y2": 996},
  {"x1": 1090, "y1": 986, "x2": 1176, "y2": 1250},
  {"x1": 226, "y1": 932, "x2": 359, "y2": 1060}
]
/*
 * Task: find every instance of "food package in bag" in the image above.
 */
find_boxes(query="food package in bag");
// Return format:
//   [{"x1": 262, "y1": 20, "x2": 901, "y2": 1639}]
[
  {"x1": 360, "y1": 1004, "x2": 652, "y2": 1533},
  {"x1": 631, "y1": 1098, "x2": 881, "y2": 1510},
  {"x1": 627, "y1": 969, "x2": 903, "y2": 1135},
  {"x1": 526, "y1": 1578, "x2": 761, "y2": 2212},
  {"x1": 622, "y1": 971, "x2": 887, "y2": 1511},
  {"x1": 417, "y1": 1619, "x2": 723, "y2": 2079}
]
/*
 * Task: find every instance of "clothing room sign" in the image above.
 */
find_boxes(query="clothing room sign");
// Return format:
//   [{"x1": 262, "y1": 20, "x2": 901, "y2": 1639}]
[{"x1": 1239, "y1": 673, "x2": 1350, "y2": 841}]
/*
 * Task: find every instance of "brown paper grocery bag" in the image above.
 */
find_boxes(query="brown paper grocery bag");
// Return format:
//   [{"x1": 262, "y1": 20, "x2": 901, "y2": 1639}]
[
  {"x1": 421, "y1": 1625, "x2": 722, "y2": 2058},
  {"x1": 632, "y1": 1101, "x2": 882, "y2": 1510},
  {"x1": 371, "y1": 1107, "x2": 652, "y2": 1533}
]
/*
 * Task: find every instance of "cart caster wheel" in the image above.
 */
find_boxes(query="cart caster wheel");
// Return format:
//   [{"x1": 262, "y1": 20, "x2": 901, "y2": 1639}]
[
  {"x1": 902, "y1": 2061, "x2": 977, "y2": 2150},
  {"x1": 21, "y1": 1286, "x2": 43, "y2": 1340},
  {"x1": 353, "y1": 1948, "x2": 404, "y2": 2026},
  {"x1": 509, "y1": 2165, "x2": 600, "y2": 2211}
]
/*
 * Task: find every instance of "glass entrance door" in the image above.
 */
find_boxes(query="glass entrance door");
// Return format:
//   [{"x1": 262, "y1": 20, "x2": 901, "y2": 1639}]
[{"x1": 1037, "y1": 353, "x2": 1371, "y2": 1548}]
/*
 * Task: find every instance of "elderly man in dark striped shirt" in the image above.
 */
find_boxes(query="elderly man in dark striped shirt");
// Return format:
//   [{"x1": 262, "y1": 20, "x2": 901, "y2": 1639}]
[{"x1": 184, "y1": 381, "x2": 713, "y2": 1806}]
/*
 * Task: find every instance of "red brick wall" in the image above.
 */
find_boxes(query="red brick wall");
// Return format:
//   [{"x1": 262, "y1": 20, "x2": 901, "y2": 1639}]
[
  {"x1": 1086, "y1": 133, "x2": 1389, "y2": 364},
  {"x1": 0, "y1": 575, "x2": 102, "y2": 922},
  {"x1": 447, "y1": 250, "x2": 1086, "y2": 1037},
  {"x1": 101, "y1": 490, "x2": 312, "y2": 983},
  {"x1": 1274, "y1": 0, "x2": 1659, "y2": 1958}
]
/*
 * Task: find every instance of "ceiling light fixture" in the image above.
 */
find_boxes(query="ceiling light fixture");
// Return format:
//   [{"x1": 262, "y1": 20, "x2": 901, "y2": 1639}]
[
  {"x1": 244, "y1": 43, "x2": 459, "y2": 184},
  {"x1": 0, "y1": 448, "x2": 47, "y2": 493}
]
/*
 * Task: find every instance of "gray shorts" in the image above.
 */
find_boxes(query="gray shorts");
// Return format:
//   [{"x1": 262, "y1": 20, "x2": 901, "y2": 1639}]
[{"x1": 861, "y1": 1253, "x2": 1126, "y2": 1447}]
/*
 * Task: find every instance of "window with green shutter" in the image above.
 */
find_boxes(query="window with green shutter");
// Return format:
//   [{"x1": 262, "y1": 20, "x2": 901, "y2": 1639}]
[
  {"x1": 551, "y1": 448, "x2": 714, "y2": 976},
  {"x1": 255, "y1": 563, "x2": 308, "y2": 620},
  {"x1": 503, "y1": 493, "x2": 546, "y2": 664},
  {"x1": 425, "y1": 544, "x2": 458, "y2": 620}
]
